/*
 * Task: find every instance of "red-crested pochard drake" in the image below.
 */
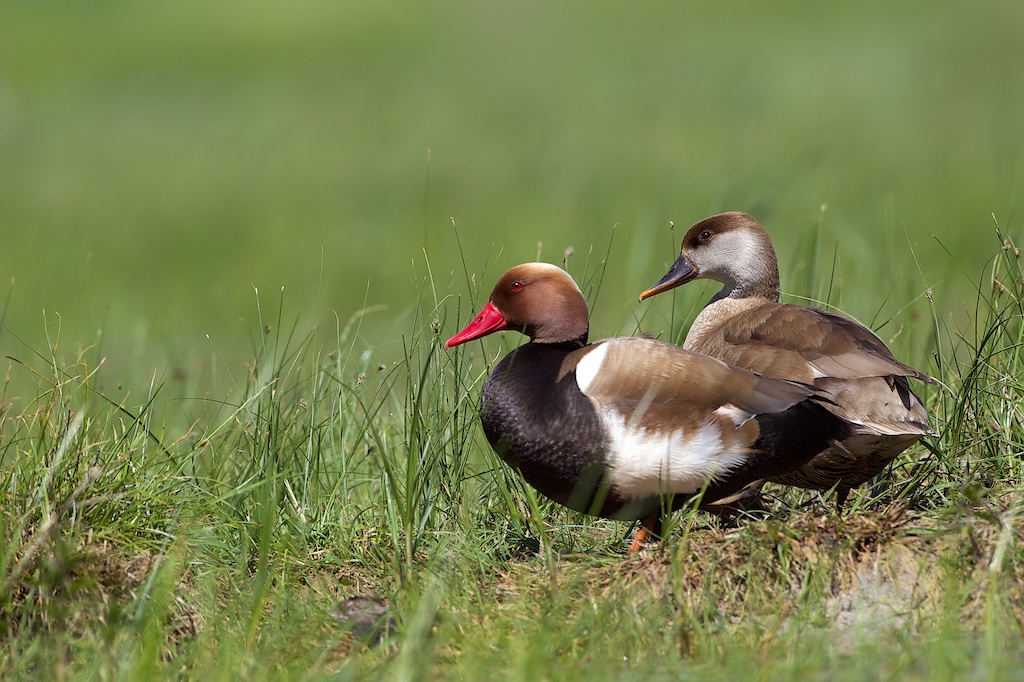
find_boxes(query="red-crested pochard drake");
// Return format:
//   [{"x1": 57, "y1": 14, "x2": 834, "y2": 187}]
[
  {"x1": 446, "y1": 262, "x2": 849, "y2": 550},
  {"x1": 639, "y1": 212, "x2": 937, "y2": 507}
]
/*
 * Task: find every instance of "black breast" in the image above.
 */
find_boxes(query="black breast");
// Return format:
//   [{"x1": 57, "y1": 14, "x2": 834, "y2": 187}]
[{"x1": 478, "y1": 342, "x2": 623, "y2": 516}]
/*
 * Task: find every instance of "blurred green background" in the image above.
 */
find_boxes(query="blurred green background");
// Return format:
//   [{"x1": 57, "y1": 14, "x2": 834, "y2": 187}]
[{"x1": 1, "y1": 0, "x2": 1021, "y2": 398}]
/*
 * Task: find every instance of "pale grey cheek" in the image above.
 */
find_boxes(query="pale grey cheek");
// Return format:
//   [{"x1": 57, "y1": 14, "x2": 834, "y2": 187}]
[{"x1": 711, "y1": 231, "x2": 761, "y2": 276}]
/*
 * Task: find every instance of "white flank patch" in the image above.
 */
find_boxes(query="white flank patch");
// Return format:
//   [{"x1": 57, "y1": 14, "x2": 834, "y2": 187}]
[
  {"x1": 600, "y1": 410, "x2": 749, "y2": 499},
  {"x1": 573, "y1": 343, "x2": 608, "y2": 394}
]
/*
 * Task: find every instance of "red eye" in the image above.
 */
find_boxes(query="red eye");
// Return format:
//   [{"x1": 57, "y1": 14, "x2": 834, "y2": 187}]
[{"x1": 511, "y1": 281, "x2": 523, "y2": 291}]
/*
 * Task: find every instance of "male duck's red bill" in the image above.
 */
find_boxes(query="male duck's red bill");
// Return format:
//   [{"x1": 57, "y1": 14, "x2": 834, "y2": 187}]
[{"x1": 445, "y1": 301, "x2": 506, "y2": 348}]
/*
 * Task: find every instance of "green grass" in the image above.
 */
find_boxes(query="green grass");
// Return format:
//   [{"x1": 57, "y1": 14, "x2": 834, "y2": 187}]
[{"x1": 2, "y1": 0, "x2": 1024, "y2": 679}]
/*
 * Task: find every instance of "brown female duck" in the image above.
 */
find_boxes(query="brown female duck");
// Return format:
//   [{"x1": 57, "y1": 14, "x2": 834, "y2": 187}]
[{"x1": 640, "y1": 212, "x2": 936, "y2": 506}]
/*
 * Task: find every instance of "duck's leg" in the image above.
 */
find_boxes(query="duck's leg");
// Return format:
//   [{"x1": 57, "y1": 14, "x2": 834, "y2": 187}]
[
  {"x1": 628, "y1": 511, "x2": 662, "y2": 554},
  {"x1": 835, "y1": 485, "x2": 851, "y2": 511}
]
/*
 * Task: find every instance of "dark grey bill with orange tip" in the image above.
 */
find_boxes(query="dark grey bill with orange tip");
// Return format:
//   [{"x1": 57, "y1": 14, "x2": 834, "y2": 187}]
[
  {"x1": 446, "y1": 300, "x2": 508, "y2": 348},
  {"x1": 637, "y1": 253, "x2": 699, "y2": 302}
]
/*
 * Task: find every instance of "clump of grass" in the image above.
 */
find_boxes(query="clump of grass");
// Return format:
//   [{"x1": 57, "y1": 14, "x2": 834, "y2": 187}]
[
  {"x1": 3, "y1": 234, "x2": 1024, "y2": 680},
  {"x1": 0, "y1": 264, "x2": 541, "y2": 676},
  {"x1": 930, "y1": 221, "x2": 1024, "y2": 495}
]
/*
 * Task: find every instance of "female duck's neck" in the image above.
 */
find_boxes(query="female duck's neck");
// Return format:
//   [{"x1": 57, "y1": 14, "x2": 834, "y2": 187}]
[{"x1": 710, "y1": 278, "x2": 780, "y2": 304}]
